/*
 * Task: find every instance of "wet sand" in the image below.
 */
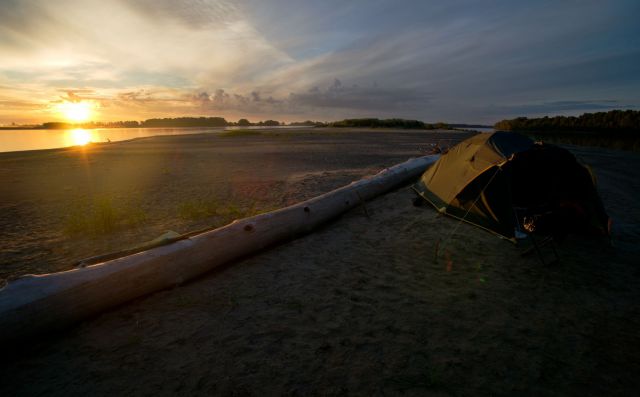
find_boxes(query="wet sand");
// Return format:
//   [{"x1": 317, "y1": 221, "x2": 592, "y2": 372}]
[{"x1": 1, "y1": 130, "x2": 639, "y2": 395}]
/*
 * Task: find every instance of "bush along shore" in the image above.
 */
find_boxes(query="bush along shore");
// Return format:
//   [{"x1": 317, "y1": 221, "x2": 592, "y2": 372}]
[{"x1": 495, "y1": 109, "x2": 640, "y2": 151}]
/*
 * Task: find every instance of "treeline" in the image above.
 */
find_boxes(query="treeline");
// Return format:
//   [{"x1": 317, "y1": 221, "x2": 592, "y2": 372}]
[
  {"x1": 141, "y1": 117, "x2": 228, "y2": 128},
  {"x1": 289, "y1": 120, "x2": 326, "y2": 127},
  {"x1": 141, "y1": 118, "x2": 282, "y2": 127},
  {"x1": 41, "y1": 120, "x2": 142, "y2": 129},
  {"x1": 237, "y1": 118, "x2": 281, "y2": 127},
  {"x1": 494, "y1": 110, "x2": 640, "y2": 151},
  {"x1": 449, "y1": 123, "x2": 492, "y2": 129},
  {"x1": 37, "y1": 117, "x2": 284, "y2": 129},
  {"x1": 329, "y1": 118, "x2": 449, "y2": 129},
  {"x1": 140, "y1": 117, "x2": 283, "y2": 127},
  {"x1": 29, "y1": 117, "x2": 455, "y2": 130},
  {"x1": 495, "y1": 110, "x2": 639, "y2": 132}
]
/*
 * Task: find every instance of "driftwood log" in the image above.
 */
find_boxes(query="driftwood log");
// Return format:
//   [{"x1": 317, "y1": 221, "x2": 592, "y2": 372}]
[{"x1": 0, "y1": 155, "x2": 438, "y2": 345}]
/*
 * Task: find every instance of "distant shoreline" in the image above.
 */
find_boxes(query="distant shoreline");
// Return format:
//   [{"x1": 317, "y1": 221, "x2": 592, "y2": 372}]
[
  {"x1": 0, "y1": 117, "x2": 493, "y2": 131},
  {"x1": 504, "y1": 129, "x2": 640, "y2": 152}
]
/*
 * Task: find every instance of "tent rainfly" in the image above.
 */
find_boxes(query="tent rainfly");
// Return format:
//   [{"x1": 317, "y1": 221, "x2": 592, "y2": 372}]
[{"x1": 412, "y1": 132, "x2": 610, "y2": 241}]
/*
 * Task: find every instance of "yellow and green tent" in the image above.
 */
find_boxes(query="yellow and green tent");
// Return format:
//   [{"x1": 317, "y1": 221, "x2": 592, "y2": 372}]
[{"x1": 412, "y1": 132, "x2": 610, "y2": 241}]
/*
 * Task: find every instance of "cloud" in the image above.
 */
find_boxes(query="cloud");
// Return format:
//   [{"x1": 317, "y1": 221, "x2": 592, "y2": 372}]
[
  {"x1": 126, "y1": 0, "x2": 241, "y2": 29},
  {"x1": 287, "y1": 79, "x2": 431, "y2": 112},
  {"x1": 59, "y1": 90, "x2": 95, "y2": 103},
  {"x1": 0, "y1": 0, "x2": 290, "y2": 86},
  {"x1": 0, "y1": 0, "x2": 639, "y2": 123}
]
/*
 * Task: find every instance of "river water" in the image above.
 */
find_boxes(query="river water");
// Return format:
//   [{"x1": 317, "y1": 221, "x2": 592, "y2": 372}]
[{"x1": 0, "y1": 126, "x2": 308, "y2": 153}]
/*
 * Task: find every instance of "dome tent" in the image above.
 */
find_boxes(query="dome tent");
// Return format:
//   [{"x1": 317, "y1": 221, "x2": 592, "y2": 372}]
[{"x1": 412, "y1": 132, "x2": 610, "y2": 242}]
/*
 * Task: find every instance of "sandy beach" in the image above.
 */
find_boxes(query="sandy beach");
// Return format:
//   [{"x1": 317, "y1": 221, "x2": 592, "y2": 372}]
[
  {"x1": 1, "y1": 129, "x2": 639, "y2": 395},
  {"x1": 0, "y1": 128, "x2": 467, "y2": 282}
]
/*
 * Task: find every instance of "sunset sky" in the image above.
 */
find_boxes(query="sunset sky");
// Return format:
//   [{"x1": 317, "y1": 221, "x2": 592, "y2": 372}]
[{"x1": 0, "y1": 0, "x2": 638, "y2": 125}]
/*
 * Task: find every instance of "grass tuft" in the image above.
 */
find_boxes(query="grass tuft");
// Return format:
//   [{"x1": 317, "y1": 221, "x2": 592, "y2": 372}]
[
  {"x1": 64, "y1": 196, "x2": 147, "y2": 236},
  {"x1": 177, "y1": 199, "x2": 213, "y2": 221},
  {"x1": 177, "y1": 198, "x2": 279, "y2": 222},
  {"x1": 219, "y1": 129, "x2": 262, "y2": 137}
]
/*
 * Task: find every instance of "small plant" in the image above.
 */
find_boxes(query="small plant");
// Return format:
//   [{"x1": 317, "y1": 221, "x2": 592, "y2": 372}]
[
  {"x1": 178, "y1": 199, "x2": 213, "y2": 220},
  {"x1": 64, "y1": 196, "x2": 147, "y2": 236},
  {"x1": 215, "y1": 202, "x2": 244, "y2": 218},
  {"x1": 219, "y1": 129, "x2": 262, "y2": 137},
  {"x1": 126, "y1": 204, "x2": 147, "y2": 227},
  {"x1": 64, "y1": 197, "x2": 117, "y2": 235},
  {"x1": 93, "y1": 197, "x2": 117, "y2": 233}
]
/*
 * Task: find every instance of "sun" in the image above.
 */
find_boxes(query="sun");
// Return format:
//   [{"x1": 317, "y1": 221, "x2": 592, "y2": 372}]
[{"x1": 58, "y1": 101, "x2": 92, "y2": 122}]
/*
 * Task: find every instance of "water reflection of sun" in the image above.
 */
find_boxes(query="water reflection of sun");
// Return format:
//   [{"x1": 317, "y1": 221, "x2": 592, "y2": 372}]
[{"x1": 67, "y1": 129, "x2": 92, "y2": 146}]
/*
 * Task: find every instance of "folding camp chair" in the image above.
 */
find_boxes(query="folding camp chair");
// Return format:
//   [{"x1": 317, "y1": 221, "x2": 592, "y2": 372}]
[{"x1": 513, "y1": 206, "x2": 559, "y2": 266}]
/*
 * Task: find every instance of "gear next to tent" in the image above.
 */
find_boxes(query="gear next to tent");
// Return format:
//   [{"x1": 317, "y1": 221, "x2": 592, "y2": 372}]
[{"x1": 412, "y1": 132, "x2": 610, "y2": 263}]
